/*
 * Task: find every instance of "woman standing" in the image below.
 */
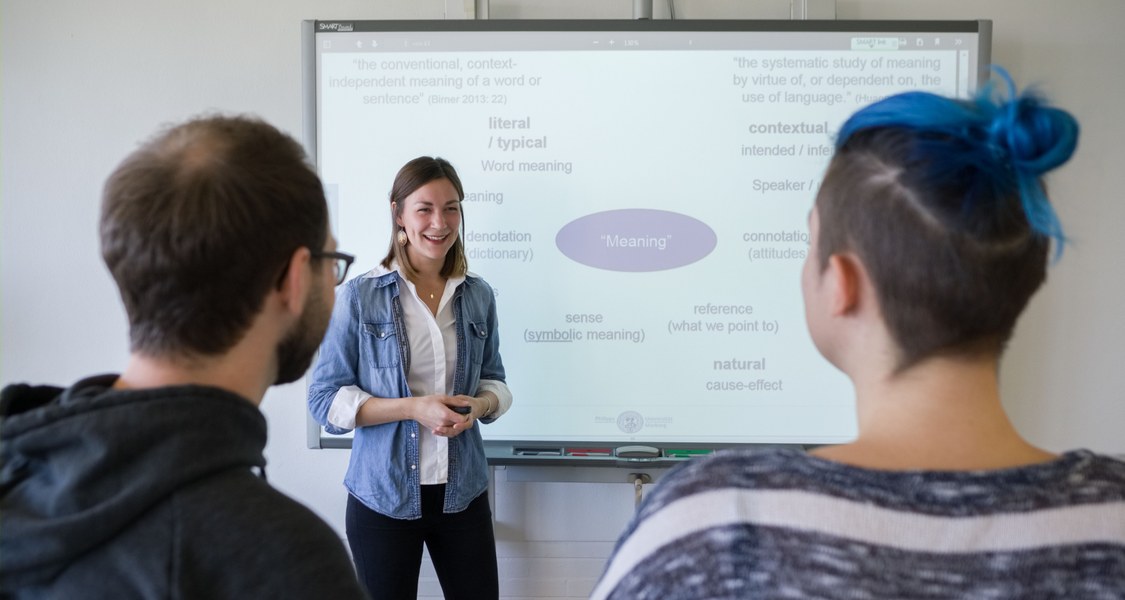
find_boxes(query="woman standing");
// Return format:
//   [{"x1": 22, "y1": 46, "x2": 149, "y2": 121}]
[{"x1": 309, "y1": 157, "x2": 511, "y2": 600}]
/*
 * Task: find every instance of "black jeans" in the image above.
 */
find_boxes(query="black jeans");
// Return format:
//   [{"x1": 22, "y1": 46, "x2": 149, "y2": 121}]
[{"x1": 346, "y1": 485, "x2": 499, "y2": 600}]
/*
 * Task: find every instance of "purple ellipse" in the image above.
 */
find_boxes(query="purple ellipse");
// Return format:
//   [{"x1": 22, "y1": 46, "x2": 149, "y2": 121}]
[{"x1": 555, "y1": 209, "x2": 717, "y2": 272}]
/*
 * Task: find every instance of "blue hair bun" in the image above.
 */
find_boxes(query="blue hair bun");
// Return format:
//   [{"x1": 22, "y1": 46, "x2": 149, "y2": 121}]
[
  {"x1": 836, "y1": 66, "x2": 1080, "y2": 247},
  {"x1": 985, "y1": 68, "x2": 1079, "y2": 177}
]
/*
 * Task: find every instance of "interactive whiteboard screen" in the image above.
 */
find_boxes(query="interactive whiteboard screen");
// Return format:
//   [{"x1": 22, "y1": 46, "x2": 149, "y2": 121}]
[{"x1": 303, "y1": 20, "x2": 990, "y2": 447}]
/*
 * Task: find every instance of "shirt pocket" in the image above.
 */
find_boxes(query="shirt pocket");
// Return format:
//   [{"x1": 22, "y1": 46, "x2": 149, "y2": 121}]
[
  {"x1": 362, "y1": 322, "x2": 401, "y2": 368},
  {"x1": 467, "y1": 321, "x2": 489, "y2": 366}
]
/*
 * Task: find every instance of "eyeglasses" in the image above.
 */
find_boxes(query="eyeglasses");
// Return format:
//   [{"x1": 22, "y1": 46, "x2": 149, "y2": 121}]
[{"x1": 311, "y1": 250, "x2": 355, "y2": 285}]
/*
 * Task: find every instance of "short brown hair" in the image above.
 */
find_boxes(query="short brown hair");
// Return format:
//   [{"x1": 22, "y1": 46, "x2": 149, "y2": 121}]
[
  {"x1": 814, "y1": 76, "x2": 1081, "y2": 371},
  {"x1": 380, "y1": 156, "x2": 468, "y2": 280},
  {"x1": 100, "y1": 115, "x2": 328, "y2": 358},
  {"x1": 815, "y1": 128, "x2": 1049, "y2": 371}
]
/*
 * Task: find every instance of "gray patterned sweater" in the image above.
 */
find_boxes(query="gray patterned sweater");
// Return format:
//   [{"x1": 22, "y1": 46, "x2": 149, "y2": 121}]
[{"x1": 592, "y1": 448, "x2": 1125, "y2": 599}]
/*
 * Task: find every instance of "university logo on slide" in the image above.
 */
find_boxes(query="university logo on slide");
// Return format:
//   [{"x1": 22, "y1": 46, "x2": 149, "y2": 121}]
[{"x1": 617, "y1": 411, "x2": 645, "y2": 434}]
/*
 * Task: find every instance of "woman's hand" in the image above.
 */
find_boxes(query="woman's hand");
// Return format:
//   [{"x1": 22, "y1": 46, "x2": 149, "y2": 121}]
[{"x1": 414, "y1": 394, "x2": 477, "y2": 438}]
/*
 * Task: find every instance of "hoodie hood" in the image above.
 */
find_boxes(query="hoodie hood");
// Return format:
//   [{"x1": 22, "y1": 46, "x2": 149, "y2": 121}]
[{"x1": 0, "y1": 375, "x2": 267, "y2": 589}]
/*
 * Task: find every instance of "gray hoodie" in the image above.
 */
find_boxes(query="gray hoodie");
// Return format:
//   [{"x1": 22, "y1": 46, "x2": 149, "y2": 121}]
[{"x1": 0, "y1": 374, "x2": 367, "y2": 599}]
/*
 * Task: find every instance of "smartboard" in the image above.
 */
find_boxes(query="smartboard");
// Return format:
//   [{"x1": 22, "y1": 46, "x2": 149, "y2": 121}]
[{"x1": 302, "y1": 19, "x2": 991, "y2": 451}]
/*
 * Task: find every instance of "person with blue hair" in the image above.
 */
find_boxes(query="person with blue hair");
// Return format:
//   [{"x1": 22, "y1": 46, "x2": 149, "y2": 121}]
[{"x1": 591, "y1": 70, "x2": 1125, "y2": 599}]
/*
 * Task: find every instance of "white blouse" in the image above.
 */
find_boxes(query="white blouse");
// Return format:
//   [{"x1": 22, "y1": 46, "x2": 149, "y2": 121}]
[{"x1": 326, "y1": 265, "x2": 512, "y2": 485}]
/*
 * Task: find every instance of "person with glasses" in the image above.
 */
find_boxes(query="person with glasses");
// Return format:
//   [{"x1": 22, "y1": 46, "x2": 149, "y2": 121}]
[
  {"x1": 0, "y1": 115, "x2": 367, "y2": 599},
  {"x1": 308, "y1": 156, "x2": 512, "y2": 600},
  {"x1": 312, "y1": 250, "x2": 357, "y2": 286}
]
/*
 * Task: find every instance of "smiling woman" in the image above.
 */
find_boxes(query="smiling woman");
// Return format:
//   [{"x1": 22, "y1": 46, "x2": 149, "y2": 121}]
[
  {"x1": 384, "y1": 157, "x2": 468, "y2": 285},
  {"x1": 394, "y1": 178, "x2": 462, "y2": 275},
  {"x1": 306, "y1": 156, "x2": 513, "y2": 600}
]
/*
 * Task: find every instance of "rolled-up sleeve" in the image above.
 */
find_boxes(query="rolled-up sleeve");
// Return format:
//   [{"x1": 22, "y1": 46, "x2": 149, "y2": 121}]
[
  {"x1": 326, "y1": 385, "x2": 373, "y2": 430},
  {"x1": 477, "y1": 379, "x2": 512, "y2": 424}
]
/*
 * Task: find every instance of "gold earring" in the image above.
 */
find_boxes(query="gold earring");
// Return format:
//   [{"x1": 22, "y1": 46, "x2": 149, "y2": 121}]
[{"x1": 396, "y1": 229, "x2": 408, "y2": 246}]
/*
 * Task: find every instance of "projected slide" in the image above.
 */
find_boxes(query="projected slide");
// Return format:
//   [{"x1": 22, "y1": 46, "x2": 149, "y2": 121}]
[{"x1": 312, "y1": 23, "x2": 983, "y2": 444}]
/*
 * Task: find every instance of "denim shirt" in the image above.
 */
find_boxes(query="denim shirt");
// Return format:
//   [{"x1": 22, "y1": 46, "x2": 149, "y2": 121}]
[{"x1": 307, "y1": 269, "x2": 506, "y2": 519}]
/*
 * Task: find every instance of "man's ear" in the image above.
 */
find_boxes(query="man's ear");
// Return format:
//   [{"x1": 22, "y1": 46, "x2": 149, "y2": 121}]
[
  {"x1": 826, "y1": 253, "x2": 864, "y2": 317},
  {"x1": 276, "y1": 247, "x2": 312, "y2": 317}
]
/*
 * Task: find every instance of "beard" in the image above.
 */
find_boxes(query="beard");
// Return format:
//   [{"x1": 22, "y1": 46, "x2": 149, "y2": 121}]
[{"x1": 274, "y1": 280, "x2": 332, "y2": 385}]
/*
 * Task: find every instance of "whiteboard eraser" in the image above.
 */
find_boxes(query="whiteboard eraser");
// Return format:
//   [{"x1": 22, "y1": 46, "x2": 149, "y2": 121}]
[{"x1": 615, "y1": 445, "x2": 660, "y2": 458}]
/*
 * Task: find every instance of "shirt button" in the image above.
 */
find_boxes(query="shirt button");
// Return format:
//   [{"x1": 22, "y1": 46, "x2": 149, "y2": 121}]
[
  {"x1": 411, "y1": 433, "x2": 416, "y2": 438},
  {"x1": 411, "y1": 465, "x2": 417, "y2": 470}
]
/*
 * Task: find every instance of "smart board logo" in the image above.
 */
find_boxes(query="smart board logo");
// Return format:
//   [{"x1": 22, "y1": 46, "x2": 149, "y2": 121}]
[
  {"x1": 617, "y1": 411, "x2": 644, "y2": 434},
  {"x1": 319, "y1": 22, "x2": 354, "y2": 32}
]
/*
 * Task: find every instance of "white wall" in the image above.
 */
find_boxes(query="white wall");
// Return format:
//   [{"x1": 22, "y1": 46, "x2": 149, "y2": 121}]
[{"x1": 3, "y1": 1, "x2": 1123, "y2": 598}]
